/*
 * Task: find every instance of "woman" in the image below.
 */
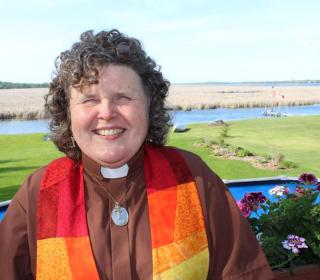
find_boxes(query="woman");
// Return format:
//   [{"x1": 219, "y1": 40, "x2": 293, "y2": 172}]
[{"x1": 0, "y1": 30, "x2": 274, "y2": 279}]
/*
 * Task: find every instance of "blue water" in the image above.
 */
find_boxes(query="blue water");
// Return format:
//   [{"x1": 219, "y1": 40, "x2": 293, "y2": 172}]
[
  {"x1": 228, "y1": 180, "x2": 320, "y2": 204},
  {"x1": 0, "y1": 119, "x2": 49, "y2": 135},
  {"x1": 228, "y1": 181, "x2": 299, "y2": 202},
  {"x1": 171, "y1": 104, "x2": 320, "y2": 126},
  {"x1": 0, "y1": 205, "x2": 8, "y2": 221},
  {"x1": 0, "y1": 104, "x2": 319, "y2": 134}
]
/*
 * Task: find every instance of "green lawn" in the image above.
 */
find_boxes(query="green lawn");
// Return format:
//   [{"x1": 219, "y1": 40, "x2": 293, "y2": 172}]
[
  {"x1": 0, "y1": 134, "x2": 62, "y2": 201},
  {"x1": 0, "y1": 115, "x2": 319, "y2": 201},
  {"x1": 167, "y1": 115, "x2": 320, "y2": 178}
]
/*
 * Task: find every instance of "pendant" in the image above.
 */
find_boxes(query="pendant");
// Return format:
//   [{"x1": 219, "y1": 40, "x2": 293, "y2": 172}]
[{"x1": 111, "y1": 203, "x2": 129, "y2": 226}]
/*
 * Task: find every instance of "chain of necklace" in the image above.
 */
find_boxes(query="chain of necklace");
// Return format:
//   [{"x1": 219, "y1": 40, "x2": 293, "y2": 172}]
[{"x1": 95, "y1": 178, "x2": 129, "y2": 227}]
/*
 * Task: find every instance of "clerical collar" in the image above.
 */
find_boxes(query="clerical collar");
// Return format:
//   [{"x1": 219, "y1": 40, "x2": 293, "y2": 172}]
[{"x1": 100, "y1": 164, "x2": 129, "y2": 179}]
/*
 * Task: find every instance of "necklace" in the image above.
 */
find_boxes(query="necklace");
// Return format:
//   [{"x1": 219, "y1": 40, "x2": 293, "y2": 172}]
[
  {"x1": 96, "y1": 182, "x2": 129, "y2": 226},
  {"x1": 103, "y1": 165, "x2": 128, "y2": 226}
]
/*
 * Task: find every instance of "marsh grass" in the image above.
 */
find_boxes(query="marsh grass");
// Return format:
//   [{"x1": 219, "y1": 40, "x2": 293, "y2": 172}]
[
  {"x1": 1, "y1": 85, "x2": 320, "y2": 120},
  {"x1": 166, "y1": 84, "x2": 320, "y2": 110},
  {"x1": 0, "y1": 88, "x2": 48, "y2": 120}
]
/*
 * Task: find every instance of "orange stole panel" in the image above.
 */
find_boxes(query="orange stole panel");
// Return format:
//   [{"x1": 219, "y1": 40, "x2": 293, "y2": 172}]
[
  {"x1": 65, "y1": 237, "x2": 100, "y2": 279},
  {"x1": 148, "y1": 186, "x2": 177, "y2": 248},
  {"x1": 148, "y1": 181, "x2": 209, "y2": 277},
  {"x1": 37, "y1": 237, "x2": 99, "y2": 280},
  {"x1": 174, "y1": 182, "x2": 206, "y2": 240}
]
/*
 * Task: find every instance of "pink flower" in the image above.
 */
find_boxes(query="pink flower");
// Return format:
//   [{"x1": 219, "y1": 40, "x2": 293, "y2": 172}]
[
  {"x1": 298, "y1": 173, "x2": 318, "y2": 185},
  {"x1": 240, "y1": 192, "x2": 267, "y2": 211},
  {"x1": 237, "y1": 201, "x2": 251, "y2": 217},
  {"x1": 295, "y1": 186, "x2": 313, "y2": 196},
  {"x1": 282, "y1": 234, "x2": 308, "y2": 254},
  {"x1": 295, "y1": 187, "x2": 304, "y2": 194}
]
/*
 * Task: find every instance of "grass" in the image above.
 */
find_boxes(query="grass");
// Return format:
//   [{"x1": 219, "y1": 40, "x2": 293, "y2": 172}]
[
  {"x1": 167, "y1": 115, "x2": 320, "y2": 178},
  {"x1": 0, "y1": 115, "x2": 319, "y2": 201},
  {"x1": 0, "y1": 134, "x2": 62, "y2": 201}
]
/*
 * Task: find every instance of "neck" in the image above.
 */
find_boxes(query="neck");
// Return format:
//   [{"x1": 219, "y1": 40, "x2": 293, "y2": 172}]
[{"x1": 100, "y1": 164, "x2": 129, "y2": 179}]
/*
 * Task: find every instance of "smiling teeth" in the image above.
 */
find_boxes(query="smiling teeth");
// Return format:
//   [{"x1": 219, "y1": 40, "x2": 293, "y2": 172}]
[{"x1": 96, "y1": 128, "x2": 124, "y2": 136}]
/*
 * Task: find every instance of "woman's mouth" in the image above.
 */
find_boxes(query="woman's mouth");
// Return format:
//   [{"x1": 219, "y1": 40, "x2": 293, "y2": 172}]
[{"x1": 94, "y1": 128, "x2": 125, "y2": 137}]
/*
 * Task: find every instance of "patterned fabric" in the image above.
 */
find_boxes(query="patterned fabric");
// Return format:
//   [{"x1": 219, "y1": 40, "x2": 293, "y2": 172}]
[
  {"x1": 144, "y1": 145, "x2": 209, "y2": 280},
  {"x1": 36, "y1": 158, "x2": 99, "y2": 280},
  {"x1": 36, "y1": 145, "x2": 209, "y2": 279}
]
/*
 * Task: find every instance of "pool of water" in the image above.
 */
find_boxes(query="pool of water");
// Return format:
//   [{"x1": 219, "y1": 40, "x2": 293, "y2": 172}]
[
  {"x1": 227, "y1": 179, "x2": 300, "y2": 201},
  {"x1": 0, "y1": 179, "x2": 318, "y2": 222},
  {"x1": 227, "y1": 178, "x2": 320, "y2": 206},
  {"x1": 0, "y1": 204, "x2": 9, "y2": 221}
]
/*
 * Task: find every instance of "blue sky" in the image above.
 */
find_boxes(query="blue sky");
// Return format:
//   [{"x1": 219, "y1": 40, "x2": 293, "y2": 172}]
[{"x1": 1, "y1": 0, "x2": 319, "y2": 83}]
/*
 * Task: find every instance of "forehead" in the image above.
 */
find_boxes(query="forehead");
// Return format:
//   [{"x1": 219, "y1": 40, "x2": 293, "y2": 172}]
[{"x1": 89, "y1": 64, "x2": 144, "y2": 94}]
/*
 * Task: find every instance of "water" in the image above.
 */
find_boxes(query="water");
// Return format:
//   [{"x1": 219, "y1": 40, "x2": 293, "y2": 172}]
[
  {"x1": 0, "y1": 104, "x2": 319, "y2": 134},
  {"x1": 171, "y1": 104, "x2": 320, "y2": 126},
  {"x1": 228, "y1": 180, "x2": 320, "y2": 203},
  {"x1": 0, "y1": 119, "x2": 49, "y2": 135},
  {"x1": 228, "y1": 180, "x2": 298, "y2": 201},
  {"x1": 0, "y1": 205, "x2": 8, "y2": 221}
]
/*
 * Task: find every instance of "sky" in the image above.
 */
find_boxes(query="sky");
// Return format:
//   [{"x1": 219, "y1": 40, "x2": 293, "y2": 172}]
[{"x1": 0, "y1": 0, "x2": 320, "y2": 83}]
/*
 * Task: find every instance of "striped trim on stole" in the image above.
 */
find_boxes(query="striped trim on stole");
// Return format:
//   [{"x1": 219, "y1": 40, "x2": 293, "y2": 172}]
[
  {"x1": 144, "y1": 145, "x2": 209, "y2": 280},
  {"x1": 36, "y1": 145, "x2": 209, "y2": 279}
]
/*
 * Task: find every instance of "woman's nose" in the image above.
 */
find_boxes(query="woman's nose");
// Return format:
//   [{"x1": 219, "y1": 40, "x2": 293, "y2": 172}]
[{"x1": 97, "y1": 99, "x2": 117, "y2": 120}]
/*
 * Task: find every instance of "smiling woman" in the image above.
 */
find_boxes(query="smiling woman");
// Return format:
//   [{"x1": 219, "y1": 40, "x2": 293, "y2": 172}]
[
  {"x1": 69, "y1": 65, "x2": 150, "y2": 168},
  {"x1": 0, "y1": 29, "x2": 273, "y2": 280}
]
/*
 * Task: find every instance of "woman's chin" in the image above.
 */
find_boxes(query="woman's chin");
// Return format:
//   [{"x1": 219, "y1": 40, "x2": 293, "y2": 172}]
[{"x1": 94, "y1": 153, "x2": 130, "y2": 168}]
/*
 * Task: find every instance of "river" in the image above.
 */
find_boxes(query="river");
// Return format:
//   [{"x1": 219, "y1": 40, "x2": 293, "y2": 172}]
[{"x1": 0, "y1": 104, "x2": 320, "y2": 135}]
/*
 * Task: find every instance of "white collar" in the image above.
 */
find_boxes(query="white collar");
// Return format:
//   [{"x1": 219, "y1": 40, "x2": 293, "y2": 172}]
[{"x1": 100, "y1": 164, "x2": 129, "y2": 179}]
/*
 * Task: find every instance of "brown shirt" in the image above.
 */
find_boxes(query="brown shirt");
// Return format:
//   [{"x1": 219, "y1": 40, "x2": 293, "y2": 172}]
[{"x1": 0, "y1": 147, "x2": 274, "y2": 280}]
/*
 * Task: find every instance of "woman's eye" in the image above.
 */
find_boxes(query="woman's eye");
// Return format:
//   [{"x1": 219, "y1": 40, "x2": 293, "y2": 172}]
[
  {"x1": 116, "y1": 95, "x2": 132, "y2": 102},
  {"x1": 82, "y1": 98, "x2": 98, "y2": 104}
]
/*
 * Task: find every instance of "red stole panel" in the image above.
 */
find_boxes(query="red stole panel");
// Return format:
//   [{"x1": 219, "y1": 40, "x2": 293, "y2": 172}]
[{"x1": 36, "y1": 158, "x2": 99, "y2": 279}]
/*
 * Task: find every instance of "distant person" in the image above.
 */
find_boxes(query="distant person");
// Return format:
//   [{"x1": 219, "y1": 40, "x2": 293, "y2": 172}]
[{"x1": 0, "y1": 29, "x2": 274, "y2": 279}]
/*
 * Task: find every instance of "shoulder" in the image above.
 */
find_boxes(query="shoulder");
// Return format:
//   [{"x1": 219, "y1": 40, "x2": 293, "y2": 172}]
[
  {"x1": 14, "y1": 165, "x2": 48, "y2": 211},
  {"x1": 170, "y1": 146, "x2": 203, "y2": 163},
  {"x1": 165, "y1": 146, "x2": 229, "y2": 214},
  {"x1": 168, "y1": 146, "x2": 224, "y2": 186},
  {"x1": 14, "y1": 156, "x2": 78, "y2": 211}
]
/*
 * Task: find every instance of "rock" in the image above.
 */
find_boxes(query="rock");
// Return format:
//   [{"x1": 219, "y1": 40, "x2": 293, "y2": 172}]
[
  {"x1": 43, "y1": 134, "x2": 51, "y2": 141},
  {"x1": 173, "y1": 124, "x2": 190, "y2": 133},
  {"x1": 208, "y1": 120, "x2": 228, "y2": 126}
]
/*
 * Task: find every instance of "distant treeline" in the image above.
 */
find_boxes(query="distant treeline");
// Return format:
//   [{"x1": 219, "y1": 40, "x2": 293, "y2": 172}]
[
  {"x1": 205, "y1": 80, "x2": 320, "y2": 86},
  {"x1": 177, "y1": 80, "x2": 320, "y2": 86},
  {"x1": 0, "y1": 81, "x2": 49, "y2": 89}
]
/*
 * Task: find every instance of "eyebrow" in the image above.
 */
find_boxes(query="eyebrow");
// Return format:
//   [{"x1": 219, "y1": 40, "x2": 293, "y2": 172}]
[{"x1": 81, "y1": 92, "x2": 97, "y2": 98}]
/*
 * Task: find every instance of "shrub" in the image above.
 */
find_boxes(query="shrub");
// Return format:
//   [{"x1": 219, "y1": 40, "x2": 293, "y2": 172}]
[
  {"x1": 235, "y1": 147, "x2": 254, "y2": 157},
  {"x1": 237, "y1": 173, "x2": 320, "y2": 270}
]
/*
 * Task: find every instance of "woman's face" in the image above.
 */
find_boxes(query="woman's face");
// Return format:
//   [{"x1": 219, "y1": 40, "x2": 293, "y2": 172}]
[{"x1": 69, "y1": 64, "x2": 149, "y2": 168}]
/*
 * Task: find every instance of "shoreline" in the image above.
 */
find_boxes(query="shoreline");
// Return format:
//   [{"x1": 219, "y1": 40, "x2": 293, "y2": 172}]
[{"x1": 1, "y1": 85, "x2": 320, "y2": 120}]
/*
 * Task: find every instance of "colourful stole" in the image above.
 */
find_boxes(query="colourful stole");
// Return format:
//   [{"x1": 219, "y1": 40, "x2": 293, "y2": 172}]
[{"x1": 36, "y1": 145, "x2": 209, "y2": 279}]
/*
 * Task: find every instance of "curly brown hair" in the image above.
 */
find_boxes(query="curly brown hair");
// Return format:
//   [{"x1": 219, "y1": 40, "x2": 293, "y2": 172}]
[{"x1": 45, "y1": 29, "x2": 171, "y2": 161}]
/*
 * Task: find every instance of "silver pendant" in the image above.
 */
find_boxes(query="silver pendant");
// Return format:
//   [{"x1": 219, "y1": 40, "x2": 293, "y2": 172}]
[{"x1": 111, "y1": 203, "x2": 129, "y2": 226}]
